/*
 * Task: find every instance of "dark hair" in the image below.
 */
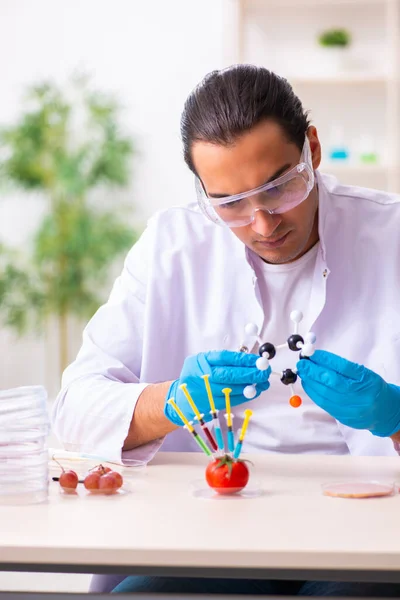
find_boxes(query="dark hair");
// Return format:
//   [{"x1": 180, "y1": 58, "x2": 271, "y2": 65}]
[{"x1": 181, "y1": 64, "x2": 310, "y2": 174}]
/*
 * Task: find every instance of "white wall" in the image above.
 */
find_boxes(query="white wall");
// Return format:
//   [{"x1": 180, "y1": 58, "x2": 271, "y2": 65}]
[{"x1": 0, "y1": 0, "x2": 239, "y2": 394}]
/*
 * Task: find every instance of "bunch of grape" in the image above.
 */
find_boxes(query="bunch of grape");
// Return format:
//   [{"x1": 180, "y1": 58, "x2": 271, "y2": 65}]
[{"x1": 57, "y1": 464, "x2": 123, "y2": 495}]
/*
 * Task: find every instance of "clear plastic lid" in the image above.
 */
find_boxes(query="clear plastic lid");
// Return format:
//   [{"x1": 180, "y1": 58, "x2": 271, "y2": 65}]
[
  {"x1": 0, "y1": 441, "x2": 47, "y2": 456},
  {"x1": 0, "y1": 385, "x2": 47, "y2": 402},
  {"x1": 0, "y1": 476, "x2": 48, "y2": 493},
  {"x1": 0, "y1": 416, "x2": 50, "y2": 431},
  {"x1": 0, "y1": 428, "x2": 49, "y2": 444},
  {"x1": 0, "y1": 450, "x2": 48, "y2": 469},
  {"x1": 0, "y1": 402, "x2": 48, "y2": 419},
  {"x1": 0, "y1": 468, "x2": 48, "y2": 483},
  {"x1": 0, "y1": 386, "x2": 49, "y2": 427}
]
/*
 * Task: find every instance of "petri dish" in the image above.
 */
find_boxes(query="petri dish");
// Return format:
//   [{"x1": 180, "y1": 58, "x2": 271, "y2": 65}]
[
  {"x1": 49, "y1": 453, "x2": 146, "y2": 481},
  {"x1": 0, "y1": 442, "x2": 48, "y2": 458},
  {"x1": 0, "y1": 386, "x2": 49, "y2": 505},
  {"x1": 0, "y1": 487, "x2": 48, "y2": 506},
  {"x1": 0, "y1": 475, "x2": 48, "y2": 505},
  {"x1": 190, "y1": 478, "x2": 262, "y2": 499},
  {"x1": 58, "y1": 485, "x2": 131, "y2": 499},
  {"x1": 322, "y1": 480, "x2": 395, "y2": 499},
  {"x1": 49, "y1": 459, "x2": 146, "y2": 491},
  {"x1": 0, "y1": 450, "x2": 48, "y2": 468}
]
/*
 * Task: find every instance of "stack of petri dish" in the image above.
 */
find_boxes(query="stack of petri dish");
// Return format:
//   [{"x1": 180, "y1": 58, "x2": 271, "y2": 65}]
[{"x1": 0, "y1": 386, "x2": 50, "y2": 505}]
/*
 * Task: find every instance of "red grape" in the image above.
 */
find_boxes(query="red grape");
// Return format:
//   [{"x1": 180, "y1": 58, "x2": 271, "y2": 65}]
[
  {"x1": 98, "y1": 472, "x2": 121, "y2": 494},
  {"x1": 59, "y1": 470, "x2": 78, "y2": 492},
  {"x1": 110, "y1": 471, "x2": 123, "y2": 490},
  {"x1": 84, "y1": 472, "x2": 101, "y2": 491}
]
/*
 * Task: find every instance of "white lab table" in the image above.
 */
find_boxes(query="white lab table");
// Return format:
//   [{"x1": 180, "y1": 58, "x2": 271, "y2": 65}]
[{"x1": 1, "y1": 452, "x2": 400, "y2": 593}]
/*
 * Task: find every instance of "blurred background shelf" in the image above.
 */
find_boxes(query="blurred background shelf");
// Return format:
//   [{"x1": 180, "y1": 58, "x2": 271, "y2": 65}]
[
  {"x1": 247, "y1": 0, "x2": 396, "y2": 9},
  {"x1": 288, "y1": 74, "x2": 394, "y2": 84},
  {"x1": 320, "y1": 163, "x2": 397, "y2": 172},
  {"x1": 228, "y1": 0, "x2": 400, "y2": 192}
]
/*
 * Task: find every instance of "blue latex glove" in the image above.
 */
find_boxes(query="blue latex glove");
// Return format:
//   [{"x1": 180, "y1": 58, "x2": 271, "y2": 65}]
[
  {"x1": 164, "y1": 350, "x2": 271, "y2": 426},
  {"x1": 296, "y1": 350, "x2": 400, "y2": 437}
]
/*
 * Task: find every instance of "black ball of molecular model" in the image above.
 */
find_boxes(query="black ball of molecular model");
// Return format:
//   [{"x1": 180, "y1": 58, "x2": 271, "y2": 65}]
[{"x1": 239, "y1": 310, "x2": 316, "y2": 408}]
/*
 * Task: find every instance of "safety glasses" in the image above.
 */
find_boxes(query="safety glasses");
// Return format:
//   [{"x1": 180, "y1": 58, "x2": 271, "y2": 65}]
[{"x1": 196, "y1": 136, "x2": 314, "y2": 227}]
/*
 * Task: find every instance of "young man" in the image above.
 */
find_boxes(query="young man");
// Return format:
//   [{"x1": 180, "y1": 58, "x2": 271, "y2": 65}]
[{"x1": 53, "y1": 65, "x2": 400, "y2": 595}]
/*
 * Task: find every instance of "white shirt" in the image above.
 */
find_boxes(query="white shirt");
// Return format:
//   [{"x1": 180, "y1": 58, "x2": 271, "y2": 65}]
[
  {"x1": 52, "y1": 172, "x2": 400, "y2": 463},
  {"x1": 253, "y1": 242, "x2": 319, "y2": 338},
  {"x1": 247, "y1": 244, "x2": 349, "y2": 454}
]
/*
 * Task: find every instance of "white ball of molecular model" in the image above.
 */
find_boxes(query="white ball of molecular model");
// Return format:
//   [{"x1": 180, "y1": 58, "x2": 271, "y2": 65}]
[{"x1": 241, "y1": 310, "x2": 316, "y2": 407}]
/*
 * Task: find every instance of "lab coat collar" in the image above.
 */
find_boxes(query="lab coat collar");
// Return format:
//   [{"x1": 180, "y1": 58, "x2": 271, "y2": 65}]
[{"x1": 316, "y1": 170, "x2": 329, "y2": 263}]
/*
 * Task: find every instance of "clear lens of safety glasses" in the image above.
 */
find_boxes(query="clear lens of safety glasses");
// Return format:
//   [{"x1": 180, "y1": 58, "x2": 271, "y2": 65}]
[{"x1": 196, "y1": 137, "x2": 315, "y2": 227}]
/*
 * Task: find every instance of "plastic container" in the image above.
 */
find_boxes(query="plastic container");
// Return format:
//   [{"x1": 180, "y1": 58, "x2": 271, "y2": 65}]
[
  {"x1": 0, "y1": 386, "x2": 50, "y2": 505},
  {"x1": 327, "y1": 125, "x2": 350, "y2": 162}
]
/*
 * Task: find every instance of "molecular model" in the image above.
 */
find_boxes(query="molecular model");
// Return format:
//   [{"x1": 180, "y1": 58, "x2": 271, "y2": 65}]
[{"x1": 239, "y1": 310, "x2": 317, "y2": 408}]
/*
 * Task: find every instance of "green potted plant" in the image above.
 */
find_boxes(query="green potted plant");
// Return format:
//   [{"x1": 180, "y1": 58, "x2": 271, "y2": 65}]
[
  {"x1": 317, "y1": 28, "x2": 352, "y2": 74},
  {"x1": 318, "y1": 29, "x2": 351, "y2": 48},
  {"x1": 0, "y1": 75, "x2": 139, "y2": 375}
]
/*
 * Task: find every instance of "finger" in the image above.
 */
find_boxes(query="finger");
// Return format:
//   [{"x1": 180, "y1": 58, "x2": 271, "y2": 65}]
[
  {"x1": 211, "y1": 381, "x2": 270, "y2": 409},
  {"x1": 301, "y1": 379, "x2": 370, "y2": 418},
  {"x1": 212, "y1": 385, "x2": 253, "y2": 410},
  {"x1": 205, "y1": 350, "x2": 259, "y2": 368},
  {"x1": 297, "y1": 358, "x2": 359, "y2": 394},
  {"x1": 211, "y1": 365, "x2": 271, "y2": 384},
  {"x1": 255, "y1": 380, "x2": 271, "y2": 393},
  {"x1": 301, "y1": 379, "x2": 343, "y2": 410},
  {"x1": 302, "y1": 350, "x2": 364, "y2": 381},
  {"x1": 303, "y1": 381, "x2": 371, "y2": 430},
  {"x1": 211, "y1": 382, "x2": 256, "y2": 400},
  {"x1": 254, "y1": 381, "x2": 270, "y2": 397}
]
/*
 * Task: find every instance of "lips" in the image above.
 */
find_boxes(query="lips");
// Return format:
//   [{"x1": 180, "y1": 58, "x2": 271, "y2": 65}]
[{"x1": 256, "y1": 232, "x2": 290, "y2": 249}]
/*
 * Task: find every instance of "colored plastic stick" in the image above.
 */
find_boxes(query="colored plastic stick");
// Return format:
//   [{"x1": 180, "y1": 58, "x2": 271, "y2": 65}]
[
  {"x1": 202, "y1": 374, "x2": 216, "y2": 413},
  {"x1": 224, "y1": 387, "x2": 233, "y2": 428},
  {"x1": 167, "y1": 399, "x2": 212, "y2": 457},
  {"x1": 179, "y1": 384, "x2": 218, "y2": 451},
  {"x1": 214, "y1": 426, "x2": 225, "y2": 452},
  {"x1": 233, "y1": 409, "x2": 253, "y2": 459},
  {"x1": 202, "y1": 375, "x2": 225, "y2": 453},
  {"x1": 223, "y1": 387, "x2": 235, "y2": 453},
  {"x1": 227, "y1": 430, "x2": 235, "y2": 454}
]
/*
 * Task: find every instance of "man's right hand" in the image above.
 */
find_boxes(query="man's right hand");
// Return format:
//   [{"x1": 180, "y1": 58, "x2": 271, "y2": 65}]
[{"x1": 164, "y1": 350, "x2": 271, "y2": 426}]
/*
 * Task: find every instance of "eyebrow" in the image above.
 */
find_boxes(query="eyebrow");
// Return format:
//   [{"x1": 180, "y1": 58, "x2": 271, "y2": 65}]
[{"x1": 207, "y1": 163, "x2": 292, "y2": 199}]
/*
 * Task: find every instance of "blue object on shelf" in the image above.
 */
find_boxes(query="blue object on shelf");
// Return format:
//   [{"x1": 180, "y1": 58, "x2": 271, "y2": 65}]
[{"x1": 329, "y1": 148, "x2": 349, "y2": 161}]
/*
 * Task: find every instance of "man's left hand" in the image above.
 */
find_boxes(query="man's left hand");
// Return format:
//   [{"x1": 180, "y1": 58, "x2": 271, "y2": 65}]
[{"x1": 296, "y1": 350, "x2": 400, "y2": 437}]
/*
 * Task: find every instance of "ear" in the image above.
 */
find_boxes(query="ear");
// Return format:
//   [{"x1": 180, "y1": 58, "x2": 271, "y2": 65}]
[{"x1": 307, "y1": 126, "x2": 321, "y2": 170}]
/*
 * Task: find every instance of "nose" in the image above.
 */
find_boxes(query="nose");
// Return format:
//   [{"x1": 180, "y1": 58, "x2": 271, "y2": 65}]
[{"x1": 251, "y1": 208, "x2": 283, "y2": 238}]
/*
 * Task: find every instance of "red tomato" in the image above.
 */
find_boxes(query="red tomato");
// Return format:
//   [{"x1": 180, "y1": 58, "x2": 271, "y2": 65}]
[{"x1": 205, "y1": 457, "x2": 249, "y2": 495}]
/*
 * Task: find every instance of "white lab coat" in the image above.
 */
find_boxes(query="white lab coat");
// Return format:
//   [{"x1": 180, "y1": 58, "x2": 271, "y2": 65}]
[{"x1": 52, "y1": 172, "x2": 400, "y2": 463}]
